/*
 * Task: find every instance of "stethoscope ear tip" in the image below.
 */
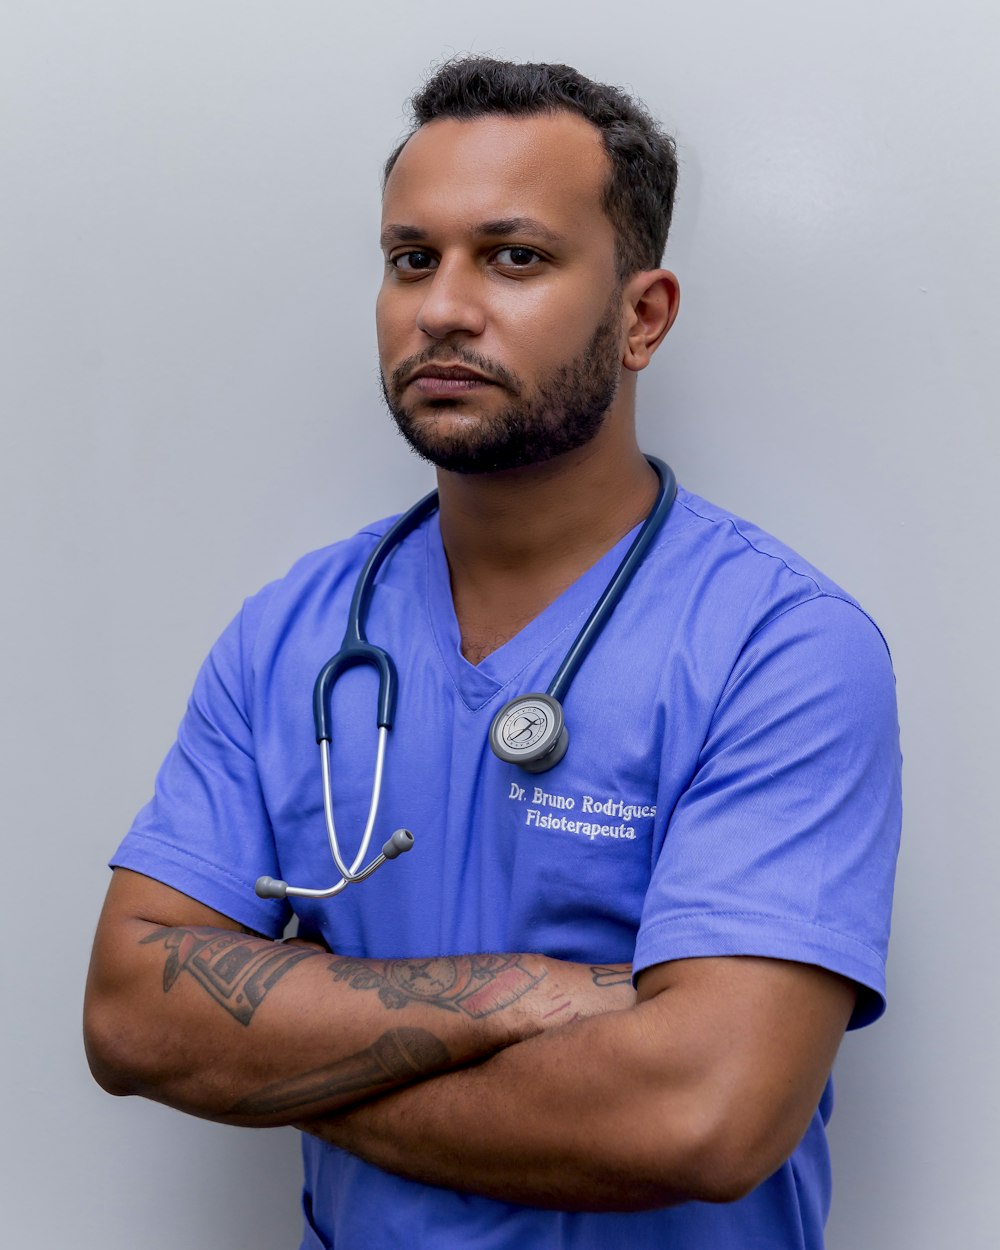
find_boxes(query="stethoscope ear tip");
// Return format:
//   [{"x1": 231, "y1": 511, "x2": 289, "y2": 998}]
[
  {"x1": 255, "y1": 875, "x2": 289, "y2": 900},
  {"x1": 382, "y1": 828, "x2": 415, "y2": 859}
]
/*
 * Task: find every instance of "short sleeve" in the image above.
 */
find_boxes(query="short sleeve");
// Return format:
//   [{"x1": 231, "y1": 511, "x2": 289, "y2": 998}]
[
  {"x1": 110, "y1": 598, "x2": 292, "y2": 938},
  {"x1": 633, "y1": 595, "x2": 902, "y2": 1028}
]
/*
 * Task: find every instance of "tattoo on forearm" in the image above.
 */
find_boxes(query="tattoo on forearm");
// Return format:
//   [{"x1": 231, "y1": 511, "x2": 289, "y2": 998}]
[
  {"x1": 139, "y1": 927, "x2": 320, "y2": 1026},
  {"x1": 329, "y1": 954, "x2": 543, "y2": 1017},
  {"x1": 590, "y1": 964, "x2": 632, "y2": 988},
  {"x1": 230, "y1": 1027, "x2": 451, "y2": 1117},
  {"x1": 538, "y1": 989, "x2": 585, "y2": 1023}
]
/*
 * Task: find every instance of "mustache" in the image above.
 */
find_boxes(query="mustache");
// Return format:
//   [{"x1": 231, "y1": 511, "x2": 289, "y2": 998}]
[{"x1": 390, "y1": 347, "x2": 522, "y2": 396}]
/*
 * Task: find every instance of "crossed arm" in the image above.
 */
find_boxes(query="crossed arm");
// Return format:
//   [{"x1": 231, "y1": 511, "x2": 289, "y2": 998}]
[
  {"x1": 84, "y1": 867, "x2": 855, "y2": 1210},
  {"x1": 294, "y1": 954, "x2": 854, "y2": 1209}
]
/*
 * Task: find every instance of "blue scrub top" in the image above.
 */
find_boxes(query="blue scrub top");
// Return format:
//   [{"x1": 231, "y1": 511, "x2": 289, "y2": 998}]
[{"x1": 113, "y1": 485, "x2": 902, "y2": 1250}]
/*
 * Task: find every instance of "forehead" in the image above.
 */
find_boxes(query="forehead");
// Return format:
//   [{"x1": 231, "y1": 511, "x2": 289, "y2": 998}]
[{"x1": 382, "y1": 112, "x2": 613, "y2": 242}]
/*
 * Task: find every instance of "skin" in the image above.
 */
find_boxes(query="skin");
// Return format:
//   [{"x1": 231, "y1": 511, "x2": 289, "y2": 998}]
[
  {"x1": 84, "y1": 110, "x2": 857, "y2": 1212},
  {"x1": 375, "y1": 112, "x2": 680, "y2": 661},
  {"x1": 298, "y1": 957, "x2": 854, "y2": 1208},
  {"x1": 85, "y1": 869, "x2": 634, "y2": 1124}
]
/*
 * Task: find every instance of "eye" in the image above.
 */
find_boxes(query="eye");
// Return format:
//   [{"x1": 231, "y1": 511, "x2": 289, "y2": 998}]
[
  {"x1": 494, "y1": 246, "x2": 543, "y2": 268},
  {"x1": 390, "y1": 251, "x2": 438, "y2": 272}
]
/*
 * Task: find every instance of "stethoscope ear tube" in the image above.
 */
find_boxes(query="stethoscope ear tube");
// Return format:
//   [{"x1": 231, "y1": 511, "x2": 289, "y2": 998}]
[
  {"x1": 313, "y1": 645, "x2": 399, "y2": 740},
  {"x1": 279, "y1": 492, "x2": 435, "y2": 907},
  {"x1": 312, "y1": 489, "x2": 439, "y2": 742},
  {"x1": 546, "y1": 457, "x2": 676, "y2": 705},
  {"x1": 486, "y1": 457, "x2": 676, "y2": 775}
]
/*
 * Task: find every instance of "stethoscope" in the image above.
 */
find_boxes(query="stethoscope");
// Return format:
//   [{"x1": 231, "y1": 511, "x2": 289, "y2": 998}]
[{"x1": 255, "y1": 456, "x2": 676, "y2": 903}]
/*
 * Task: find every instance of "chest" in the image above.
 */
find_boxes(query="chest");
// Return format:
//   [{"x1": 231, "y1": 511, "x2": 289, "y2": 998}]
[
  {"x1": 249, "y1": 515, "x2": 742, "y2": 960},
  {"x1": 256, "y1": 608, "x2": 707, "y2": 963},
  {"x1": 451, "y1": 578, "x2": 574, "y2": 667}
]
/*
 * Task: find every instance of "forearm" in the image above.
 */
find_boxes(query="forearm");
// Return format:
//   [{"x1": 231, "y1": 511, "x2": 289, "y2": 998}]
[
  {"x1": 299, "y1": 1001, "x2": 696, "y2": 1210},
  {"x1": 84, "y1": 875, "x2": 632, "y2": 1127},
  {"x1": 87, "y1": 923, "x2": 522, "y2": 1124},
  {"x1": 300, "y1": 959, "x2": 855, "y2": 1211}
]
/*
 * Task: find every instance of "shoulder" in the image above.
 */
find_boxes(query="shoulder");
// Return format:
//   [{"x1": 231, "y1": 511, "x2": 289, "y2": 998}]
[
  {"x1": 261, "y1": 513, "x2": 400, "y2": 599},
  {"x1": 199, "y1": 513, "x2": 416, "y2": 699},
  {"x1": 238, "y1": 513, "x2": 404, "y2": 635},
  {"x1": 670, "y1": 487, "x2": 847, "y2": 597},
  {"x1": 664, "y1": 490, "x2": 900, "y2": 809},
  {"x1": 662, "y1": 486, "x2": 892, "y2": 660}
]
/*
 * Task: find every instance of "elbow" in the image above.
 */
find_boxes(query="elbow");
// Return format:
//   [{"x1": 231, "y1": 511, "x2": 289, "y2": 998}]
[
  {"x1": 83, "y1": 976, "x2": 234, "y2": 1119},
  {"x1": 681, "y1": 1140, "x2": 774, "y2": 1206},
  {"x1": 656, "y1": 1103, "x2": 792, "y2": 1206},
  {"x1": 625, "y1": 1096, "x2": 790, "y2": 1208},
  {"x1": 83, "y1": 998, "x2": 135, "y2": 1096},
  {"x1": 83, "y1": 987, "x2": 155, "y2": 1098}
]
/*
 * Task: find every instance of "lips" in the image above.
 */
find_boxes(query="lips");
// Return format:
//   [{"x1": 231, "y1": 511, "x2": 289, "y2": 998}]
[
  {"x1": 407, "y1": 362, "x2": 499, "y2": 398},
  {"x1": 409, "y1": 364, "x2": 494, "y2": 384}
]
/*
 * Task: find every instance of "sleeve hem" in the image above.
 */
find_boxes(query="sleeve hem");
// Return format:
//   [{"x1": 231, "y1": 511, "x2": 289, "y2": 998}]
[
  {"x1": 110, "y1": 832, "x2": 288, "y2": 940},
  {"x1": 632, "y1": 910, "x2": 887, "y2": 1029}
]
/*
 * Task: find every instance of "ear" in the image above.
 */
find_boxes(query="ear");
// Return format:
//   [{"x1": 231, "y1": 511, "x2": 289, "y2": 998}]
[{"x1": 622, "y1": 270, "x2": 680, "y2": 372}]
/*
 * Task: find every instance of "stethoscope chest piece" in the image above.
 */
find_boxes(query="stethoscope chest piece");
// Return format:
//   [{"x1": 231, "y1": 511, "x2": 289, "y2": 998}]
[{"x1": 489, "y1": 692, "x2": 569, "y2": 774}]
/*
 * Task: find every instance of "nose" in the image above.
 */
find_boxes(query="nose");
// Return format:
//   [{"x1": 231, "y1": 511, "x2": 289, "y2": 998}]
[{"x1": 415, "y1": 258, "x2": 487, "y2": 340}]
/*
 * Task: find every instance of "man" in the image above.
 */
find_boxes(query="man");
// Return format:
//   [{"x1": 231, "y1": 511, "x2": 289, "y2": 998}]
[{"x1": 85, "y1": 58, "x2": 901, "y2": 1249}]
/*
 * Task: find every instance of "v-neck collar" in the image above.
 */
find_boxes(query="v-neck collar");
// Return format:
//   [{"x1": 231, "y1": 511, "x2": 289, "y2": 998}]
[{"x1": 423, "y1": 512, "x2": 644, "y2": 712}]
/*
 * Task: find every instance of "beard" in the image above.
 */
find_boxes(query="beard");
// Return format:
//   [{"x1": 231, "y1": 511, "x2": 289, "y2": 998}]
[{"x1": 380, "y1": 299, "x2": 623, "y2": 475}]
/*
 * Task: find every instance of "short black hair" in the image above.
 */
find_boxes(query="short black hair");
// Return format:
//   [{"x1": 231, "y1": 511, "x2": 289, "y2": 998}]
[{"x1": 384, "y1": 57, "x2": 678, "y2": 280}]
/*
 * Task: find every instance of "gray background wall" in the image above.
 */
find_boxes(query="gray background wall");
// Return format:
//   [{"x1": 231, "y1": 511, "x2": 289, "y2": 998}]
[{"x1": 2, "y1": 1, "x2": 997, "y2": 1245}]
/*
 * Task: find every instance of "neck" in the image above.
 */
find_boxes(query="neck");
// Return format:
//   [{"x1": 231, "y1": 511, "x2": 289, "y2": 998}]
[{"x1": 435, "y1": 409, "x2": 659, "y2": 613}]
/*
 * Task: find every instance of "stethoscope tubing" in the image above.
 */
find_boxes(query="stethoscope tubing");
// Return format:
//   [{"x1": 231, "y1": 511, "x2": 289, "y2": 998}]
[
  {"x1": 547, "y1": 458, "x2": 676, "y2": 702},
  {"x1": 321, "y1": 727, "x2": 388, "y2": 880},
  {"x1": 312, "y1": 491, "x2": 438, "y2": 740},
  {"x1": 256, "y1": 455, "x2": 676, "y2": 902}
]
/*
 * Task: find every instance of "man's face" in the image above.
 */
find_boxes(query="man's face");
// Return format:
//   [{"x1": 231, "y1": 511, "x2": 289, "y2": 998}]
[{"x1": 377, "y1": 112, "x2": 625, "y2": 474}]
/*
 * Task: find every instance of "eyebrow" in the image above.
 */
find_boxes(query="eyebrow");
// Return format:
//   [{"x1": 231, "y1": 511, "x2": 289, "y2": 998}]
[{"x1": 380, "y1": 217, "x2": 567, "y2": 250}]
